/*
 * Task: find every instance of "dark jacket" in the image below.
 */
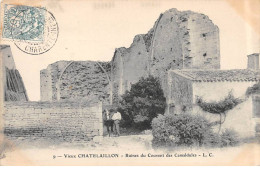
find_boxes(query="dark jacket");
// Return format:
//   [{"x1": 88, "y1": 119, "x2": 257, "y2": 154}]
[{"x1": 103, "y1": 111, "x2": 114, "y2": 126}]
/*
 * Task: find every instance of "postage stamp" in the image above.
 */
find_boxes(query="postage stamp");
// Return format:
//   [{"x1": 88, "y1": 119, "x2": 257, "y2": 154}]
[
  {"x1": 3, "y1": 4, "x2": 46, "y2": 42},
  {"x1": 2, "y1": 4, "x2": 58, "y2": 55}
]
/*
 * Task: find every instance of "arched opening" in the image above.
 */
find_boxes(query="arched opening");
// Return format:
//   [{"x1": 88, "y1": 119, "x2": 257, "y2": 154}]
[{"x1": 56, "y1": 61, "x2": 112, "y2": 104}]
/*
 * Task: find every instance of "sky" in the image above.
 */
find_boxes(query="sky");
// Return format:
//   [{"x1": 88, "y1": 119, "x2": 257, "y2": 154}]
[{"x1": 1, "y1": 0, "x2": 260, "y2": 101}]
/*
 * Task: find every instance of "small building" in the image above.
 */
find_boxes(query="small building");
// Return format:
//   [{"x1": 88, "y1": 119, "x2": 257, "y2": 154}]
[{"x1": 166, "y1": 54, "x2": 260, "y2": 138}]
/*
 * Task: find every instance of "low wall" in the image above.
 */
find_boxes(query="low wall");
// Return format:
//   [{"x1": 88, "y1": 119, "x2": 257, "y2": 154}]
[{"x1": 3, "y1": 101, "x2": 103, "y2": 143}]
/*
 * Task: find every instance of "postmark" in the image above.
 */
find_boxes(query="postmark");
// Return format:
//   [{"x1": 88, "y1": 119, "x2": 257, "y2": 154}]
[{"x1": 2, "y1": 4, "x2": 58, "y2": 55}]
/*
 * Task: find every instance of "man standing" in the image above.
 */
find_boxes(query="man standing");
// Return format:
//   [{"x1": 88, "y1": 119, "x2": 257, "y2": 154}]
[
  {"x1": 112, "y1": 109, "x2": 122, "y2": 137},
  {"x1": 103, "y1": 109, "x2": 114, "y2": 137}
]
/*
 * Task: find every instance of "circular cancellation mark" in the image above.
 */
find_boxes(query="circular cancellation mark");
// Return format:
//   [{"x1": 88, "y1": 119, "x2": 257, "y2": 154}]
[{"x1": 10, "y1": 6, "x2": 59, "y2": 55}]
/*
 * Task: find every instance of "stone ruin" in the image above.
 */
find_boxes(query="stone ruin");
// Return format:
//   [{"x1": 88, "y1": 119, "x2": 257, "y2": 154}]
[
  {"x1": 4, "y1": 8, "x2": 260, "y2": 142},
  {"x1": 1, "y1": 47, "x2": 104, "y2": 141},
  {"x1": 40, "y1": 61, "x2": 111, "y2": 103},
  {"x1": 40, "y1": 8, "x2": 220, "y2": 105},
  {"x1": 3, "y1": 8, "x2": 260, "y2": 142},
  {"x1": 1, "y1": 45, "x2": 28, "y2": 102}
]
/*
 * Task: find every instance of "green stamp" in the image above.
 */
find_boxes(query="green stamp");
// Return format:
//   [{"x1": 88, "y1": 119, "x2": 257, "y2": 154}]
[{"x1": 2, "y1": 4, "x2": 46, "y2": 41}]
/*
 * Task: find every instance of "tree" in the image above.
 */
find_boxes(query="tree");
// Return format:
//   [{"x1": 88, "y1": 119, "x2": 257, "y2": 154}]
[
  {"x1": 118, "y1": 75, "x2": 166, "y2": 130},
  {"x1": 196, "y1": 91, "x2": 242, "y2": 133}
]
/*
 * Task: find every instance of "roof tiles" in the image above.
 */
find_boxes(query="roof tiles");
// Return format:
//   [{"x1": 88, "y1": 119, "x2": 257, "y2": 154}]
[{"x1": 171, "y1": 69, "x2": 260, "y2": 82}]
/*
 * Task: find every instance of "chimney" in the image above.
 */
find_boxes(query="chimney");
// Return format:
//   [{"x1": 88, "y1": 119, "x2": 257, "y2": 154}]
[{"x1": 247, "y1": 53, "x2": 259, "y2": 70}]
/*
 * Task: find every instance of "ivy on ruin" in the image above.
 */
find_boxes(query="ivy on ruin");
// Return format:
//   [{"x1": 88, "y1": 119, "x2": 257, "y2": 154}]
[{"x1": 196, "y1": 91, "x2": 243, "y2": 133}]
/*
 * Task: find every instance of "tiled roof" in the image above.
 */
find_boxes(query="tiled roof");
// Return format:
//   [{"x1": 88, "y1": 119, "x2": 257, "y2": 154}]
[{"x1": 171, "y1": 69, "x2": 260, "y2": 82}]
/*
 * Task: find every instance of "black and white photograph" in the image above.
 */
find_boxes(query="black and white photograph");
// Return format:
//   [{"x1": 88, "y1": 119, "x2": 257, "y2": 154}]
[{"x1": 0, "y1": 0, "x2": 259, "y2": 166}]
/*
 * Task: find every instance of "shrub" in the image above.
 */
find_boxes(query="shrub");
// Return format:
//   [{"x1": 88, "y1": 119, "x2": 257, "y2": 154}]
[
  {"x1": 220, "y1": 129, "x2": 240, "y2": 147},
  {"x1": 118, "y1": 75, "x2": 166, "y2": 130},
  {"x1": 151, "y1": 113, "x2": 217, "y2": 148},
  {"x1": 203, "y1": 132, "x2": 221, "y2": 148}
]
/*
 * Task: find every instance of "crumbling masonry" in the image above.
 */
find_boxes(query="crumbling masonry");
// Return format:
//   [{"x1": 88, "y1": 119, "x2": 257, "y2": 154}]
[
  {"x1": 40, "y1": 8, "x2": 220, "y2": 104},
  {"x1": 1, "y1": 45, "x2": 28, "y2": 101}
]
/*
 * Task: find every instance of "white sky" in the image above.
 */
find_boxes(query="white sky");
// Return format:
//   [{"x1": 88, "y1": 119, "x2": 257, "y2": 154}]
[{"x1": 1, "y1": 0, "x2": 260, "y2": 101}]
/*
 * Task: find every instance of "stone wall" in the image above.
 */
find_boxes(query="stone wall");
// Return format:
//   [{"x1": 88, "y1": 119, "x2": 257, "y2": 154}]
[
  {"x1": 111, "y1": 36, "x2": 150, "y2": 103},
  {"x1": 111, "y1": 8, "x2": 220, "y2": 103},
  {"x1": 40, "y1": 8, "x2": 220, "y2": 104},
  {"x1": 3, "y1": 101, "x2": 103, "y2": 142},
  {"x1": 1, "y1": 45, "x2": 28, "y2": 101},
  {"x1": 5, "y1": 68, "x2": 28, "y2": 101},
  {"x1": 167, "y1": 71, "x2": 193, "y2": 113},
  {"x1": 40, "y1": 61, "x2": 71, "y2": 101},
  {"x1": 40, "y1": 68, "x2": 52, "y2": 101},
  {"x1": 187, "y1": 13, "x2": 220, "y2": 69},
  {"x1": 41, "y1": 61, "x2": 111, "y2": 104}
]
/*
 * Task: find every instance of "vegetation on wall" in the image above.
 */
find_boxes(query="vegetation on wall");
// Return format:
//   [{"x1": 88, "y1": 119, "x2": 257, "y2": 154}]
[
  {"x1": 246, "y1": 82, "x2": 260, "y2": 96},
  {"x1": 117, "y1": 75, "x2": 166, "y2": 130},
  {"x1": 196, "y1": 91, "x2": 243, "y2": 132}
]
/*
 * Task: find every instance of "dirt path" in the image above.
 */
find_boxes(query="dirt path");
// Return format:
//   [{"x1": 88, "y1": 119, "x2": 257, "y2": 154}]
[{"x1": 94, "y1": 134, "x2": 153, "y2": 151}]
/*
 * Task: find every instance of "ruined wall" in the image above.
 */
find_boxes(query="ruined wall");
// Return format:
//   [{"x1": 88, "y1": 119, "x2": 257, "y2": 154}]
[
  {"x1": 58, "y1": 61, "x2": 111, "y2": 104},
  {"x1": 111, "y1": 35, "x2": 150, "y2": 103},
  {"x1": 1, "y1": 45, "x2": 28, "y2": 101},
  {"x1": 187, "y1": 13, "x2": 220, "y2": 69},
  {"x1": 4, "y1": 101, "x2": 103, "y2": 142},
  {"x1": 41, "y1": 61, "x2": 111, "y2": 104},
  {"x1": 40, "y1": 8, "x2": 220, "y2": 104},
  {"x1": 40, "y1": 61, "x2": 70, "y2": 101},
  {"x1": 111, "y1": 8, "x2": 220, "y2": 103},
  {"x1": 167, "y1": 71, "x2": 193, "y2": 113},
  {"x1": 40, "y1": 69, "x2": 51, "y2": 101},
  {"x1": 149, "y1": 9, "x2": 184, "y2": 94},
  {"x1": 111, "y1": 49, "x2": 124, "y2": 103}
]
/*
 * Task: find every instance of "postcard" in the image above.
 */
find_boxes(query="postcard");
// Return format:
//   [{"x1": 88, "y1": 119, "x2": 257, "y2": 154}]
[{"x1": 0, "y1": 0, "x2": 259, "y2": 166}]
